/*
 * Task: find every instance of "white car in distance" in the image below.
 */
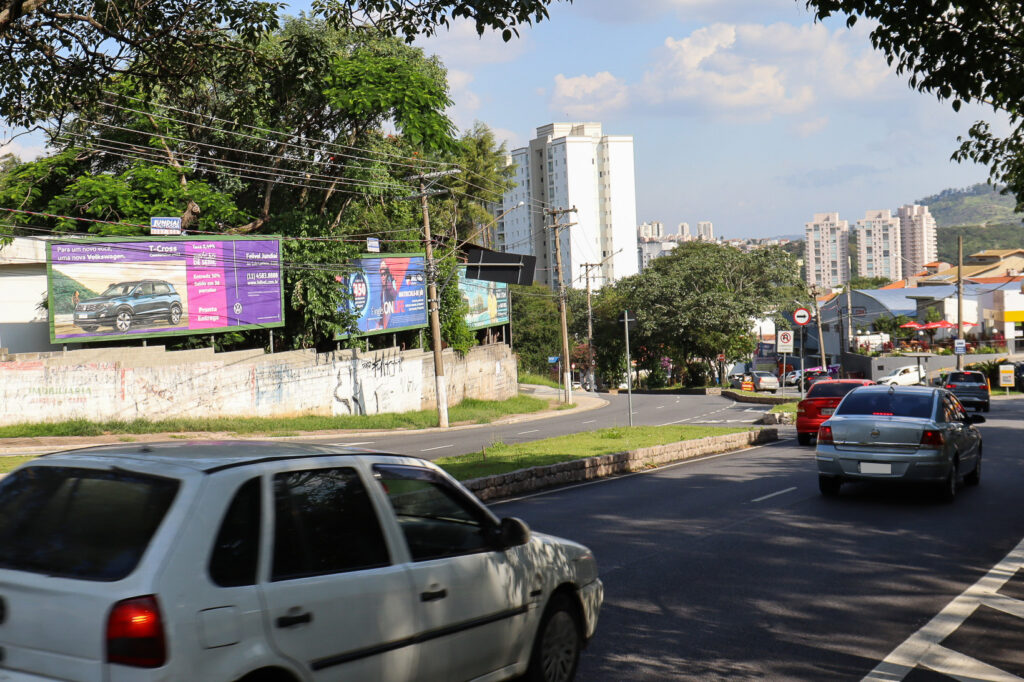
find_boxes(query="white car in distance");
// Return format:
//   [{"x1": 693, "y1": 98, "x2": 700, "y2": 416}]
[
  {"x1": 876, "y1": 365, "x2": 926, "y2": 386},
  {"x1": 0, "y1": 442, "x2": 603, "y2": 682}
]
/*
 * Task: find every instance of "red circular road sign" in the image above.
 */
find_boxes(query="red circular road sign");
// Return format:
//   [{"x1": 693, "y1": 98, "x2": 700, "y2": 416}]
[{"x1": 793, "y1": 308, "x2": 811, "y2": 326}]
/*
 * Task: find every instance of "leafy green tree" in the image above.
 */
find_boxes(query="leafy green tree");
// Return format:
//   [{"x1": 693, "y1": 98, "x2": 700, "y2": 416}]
[
  {"x1": 849, "y1": 275, "x2": 893, "y2": 289},
  {"x1": 509, "y1": 284, "x2": 561, "y2": 374},
  {"x1": 805, "y1": 1, "x2": 1024, "y2": 210}
]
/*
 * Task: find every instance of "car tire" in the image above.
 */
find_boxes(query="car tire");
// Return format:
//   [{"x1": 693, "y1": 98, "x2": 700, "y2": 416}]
[
  {"x1": 818, "y1": 475, "x2": 841, "y2": 496},
  {"x1": 797, "y1": 432, "x2": 811, "y2": 446},
  {"x1": 79, "y1": 324, "x2": 98, "y2": 332},
  {"x1": 168, "y1": 303, "x2": 182, "y2": 325},
  {"x1": 525, "y1": 594, "x2": 582, "y2": 682},
  {"x1": 114, "y1": 309, "x2": 133, "y2": 332}
]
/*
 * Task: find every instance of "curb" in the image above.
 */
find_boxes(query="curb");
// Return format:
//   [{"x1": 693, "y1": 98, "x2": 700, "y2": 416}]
[
  {"x1": 463, "y1": 428, "x2": 778, "y2": 502},
  {"x1": 0, "y1": 394, "x2": 611, "y2": 457},
  {"x1": 721, "y1": 389, "x2": 798, "y2": 405}
]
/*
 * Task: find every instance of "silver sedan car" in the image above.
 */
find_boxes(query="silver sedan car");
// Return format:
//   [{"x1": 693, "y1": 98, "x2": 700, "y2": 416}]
[{"x1": 815, "y1": 385, "x2": 984, "y2": 502}]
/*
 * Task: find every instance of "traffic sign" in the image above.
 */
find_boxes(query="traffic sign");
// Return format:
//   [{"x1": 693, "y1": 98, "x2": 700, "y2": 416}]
[
  {"x1": 1000, "y1": 364, "x2": 1014, "y2": 387},
  {"x1": 777, "y1": 330, "x2": 794, "y2": 353},
  {"x1": 793, "y1": 308, "x2": 811, "y2": 326},
  {"x1": 954, "y1": 339, "x2": 966, "y2": 355},
  {"x1": 717, "y1": 353, "x2": 726, "y2": 362}
]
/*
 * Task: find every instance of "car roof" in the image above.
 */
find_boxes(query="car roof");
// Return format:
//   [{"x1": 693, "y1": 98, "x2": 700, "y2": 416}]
[
  {"x1": 811, "y1": 379, "x2": 874, "y2": 384},
  {"x1": 37, "y1": 440, "x2": 418, "y2": 474},
  {"x1": 853, "y1": 384, "x2": 937, "y2": 396}
]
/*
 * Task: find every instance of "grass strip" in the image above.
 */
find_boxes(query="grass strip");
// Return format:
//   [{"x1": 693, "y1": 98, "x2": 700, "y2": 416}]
[
  {"x1": 518, "y1": 372, "x2": 561, "y2": 389},
  {"x1": 770, "y1": 402, "x2": 799, "y2": 414},
  {"x1": 436, "y1": 425, "x2": 750, "y2": 481},
  {"x1": 0, "y1": 395, "x2": 549, "y2": 439}
]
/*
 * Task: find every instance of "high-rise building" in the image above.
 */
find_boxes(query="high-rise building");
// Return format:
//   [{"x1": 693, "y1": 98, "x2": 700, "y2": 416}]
[
  {"x1": 805, "y1": 212, "x2": 850, "y2": 289},
  {"x1": 678, "y1": 222, "x2": 691, "y2": 239},
  {"x1": 638, "y1": 221, "x2": 664, "y2": 239},
  {"x1": 696, "y1": 221, "x2": 714, "y2": 241},
  {"x1": 898, "y1": 204, "x2": 938, "y2": 274},
  {"x1": 855, "y1": 209, "x2": 902, "y2": 281},
  {"x1": 500, "y1": 122, "x2": 639, "y2": 290}
]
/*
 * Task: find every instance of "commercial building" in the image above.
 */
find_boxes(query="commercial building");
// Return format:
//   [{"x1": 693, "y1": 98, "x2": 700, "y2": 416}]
[
  {"x1": 804, "y1": 212, "x2": 850, "y2": 289},
  {"x1": 500, "y1": 122, "x2": 639, "y2": 290},
  {"x1": 855, "y1": 209, "x2": 903, "y2": 281},
  {"x1": 898, "y1": 204, "x2": 938, "y2": 275}
]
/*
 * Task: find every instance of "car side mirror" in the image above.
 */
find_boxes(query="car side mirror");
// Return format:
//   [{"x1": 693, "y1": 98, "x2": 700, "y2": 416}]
[{"x1": 495, "y1": 517, "x2": 530, "y2": 549}]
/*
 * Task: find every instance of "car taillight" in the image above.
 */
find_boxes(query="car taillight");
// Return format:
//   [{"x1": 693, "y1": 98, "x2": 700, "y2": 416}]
[
  {"x1": 981, "y1": 383, "x2": 989, "y2": 391},
  {"x1": 945, "y1": 384, "x2": 955, "y2": 389},
  {"x1": 817, "y1": 425, "x2": 833, "y2": 444},
  {"x1": 919, "y1": 429, "x2": 945, "y2": 449},
  {"x1": 106, "y1": 596, "x2": 166, "y2": 668}
]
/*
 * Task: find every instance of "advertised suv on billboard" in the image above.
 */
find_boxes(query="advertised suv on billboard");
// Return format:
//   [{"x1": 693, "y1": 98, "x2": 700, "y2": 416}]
[{"x1": 74, "y1": 279, "x2": 183, "y2": 332}]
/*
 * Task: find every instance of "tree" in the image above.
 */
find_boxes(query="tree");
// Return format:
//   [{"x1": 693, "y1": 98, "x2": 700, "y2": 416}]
[
  {"x1": 1, "y1": 0, "x2": 565, "y2": 129},
  {"x1": 805, "y1": 1, "x2": 1024, "y2": 210},
  {"x1": 509, "y1": 284, "x2": 561, "y2": 374},
  {"x1": 849, "y1": 275, "x2": 893, "y2": 289}
]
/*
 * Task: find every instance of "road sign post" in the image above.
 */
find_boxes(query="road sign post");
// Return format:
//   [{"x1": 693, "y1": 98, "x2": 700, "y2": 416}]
[
  {"x1": 619, "y1": 310, "x2": 637, "y2": 427},
  {"x1": 1000, "y1": 364, "x2": 1014, "y2": 396}
]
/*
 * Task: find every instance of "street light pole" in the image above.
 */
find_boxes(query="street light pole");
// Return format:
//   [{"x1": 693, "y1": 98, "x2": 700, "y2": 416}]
[{"x1": 545, "y1": 206, "x2": 577, "y2": 404}]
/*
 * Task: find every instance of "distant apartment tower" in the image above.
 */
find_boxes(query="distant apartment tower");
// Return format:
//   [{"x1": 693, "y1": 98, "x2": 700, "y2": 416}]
[
  {"x1": 805, "y1": 212, "x2": 850, "y2": 289},
  {"x1": 500, "y1": 122, "x2": 639, "y2": 289},
  {"x1": 638, "y1": 221, "x2": 665, "y2": 239},
  {"x1": 898, "y1": 204, "x2": 938, "y2": 274},
  {"x1": 696, "y1": 221, "x2": 714, "y2": 241},
  {"x1": 678, "y1": 222, "x2": 691, "y2": 239},
  {"x1": 855, "y1": 209, "x2": 902, "y2": 281}
]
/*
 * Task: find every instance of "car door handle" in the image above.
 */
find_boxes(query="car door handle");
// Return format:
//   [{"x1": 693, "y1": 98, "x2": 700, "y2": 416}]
[
  {"x1": 276, "y1": 611, "x2": 313, "y2": 628},
  {"x1": 420, "y1": 588, "x2": 447, "y2": 602}
]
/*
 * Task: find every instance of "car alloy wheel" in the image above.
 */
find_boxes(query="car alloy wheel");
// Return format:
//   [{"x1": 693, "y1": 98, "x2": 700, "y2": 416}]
[
  {"x1": 966, "y1": 446, "x2": 981, "y2": 486},
  {"x1": 169, "y1": 304, "x2": 182, "y2": 325},
  {"x1": 940, "y1": 462, "x2": 958, "y2": 503},
  {"x1": 115, "y1": 310, "x2": 133, "y2": 332},
  {"x1": 528, "y1": 595, "x2": 581, "y2": 682}
]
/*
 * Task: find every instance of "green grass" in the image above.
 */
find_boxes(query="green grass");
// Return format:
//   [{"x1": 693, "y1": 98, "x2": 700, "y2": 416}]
[
  {"x1": 0, "y1": 456, "x2": 40, "y2": 474},
  {"x1": 436, "y1": 425, "x2": 750, "y2": 481},
  {"x1": 0, "y1": 395, "x2": 550, "y2": 439},
  {"x1": 518, "y1": 372, "x2": 561, "y2": 389},
  {"x1": 770, "y1": 402, "x2": 799, "y2": 414}
]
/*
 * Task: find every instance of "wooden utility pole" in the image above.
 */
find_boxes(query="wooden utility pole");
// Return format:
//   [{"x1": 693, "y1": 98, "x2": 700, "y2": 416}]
[
  {"x1": 409, "y1": 169, "x2": 460, "y2": 427},
  {"x1": 811, "y1": 286, "x2": 827, "y2": 370},
  {"x1": 546, "y1": 206, "x2": 577, "y2": 404},
  {"x1": 957, "y1": 235, "x2": 964, "y2": 370},
  {"x1": 580, "y1": 250, "x2": 621, "y2": 391}
]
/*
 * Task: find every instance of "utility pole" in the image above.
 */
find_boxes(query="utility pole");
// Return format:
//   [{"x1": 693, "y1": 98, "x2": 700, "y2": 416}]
[
  {"x1": 409, "y1": 169, "x2": 460, "y2": 427},
  {"x1": 811, "y1": 286, "x2": 827, "y2": 370},
  {"x1": 957, "y1": 235, "x2": 964, "y2": 370},
  {"x1": 582, "y1": 263, "x2": 597, "y2": 392},
  {"x1": 546, "y1": 206, "x2": 577, "y2": 404},
  {"x1": 845, "y1": 280, "x2": 854, "y2": 377}
]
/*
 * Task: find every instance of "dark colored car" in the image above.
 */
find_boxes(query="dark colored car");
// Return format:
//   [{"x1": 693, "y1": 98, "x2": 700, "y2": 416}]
[
  {"x1": 802, "y1": 369, "x2": 831, "y2": 391},
  {"x1": 74, "y1": 279, "x2": 183, "y2": 333},
  {"x1": 795, "y1": 379, "x2": 875, "y2": 445},
  {"x1": 1016, "y1": 362, "x2": 1024, "y2": 391},
  {"x1": 943, "y1": 370, "x2": 990, "y2": 412}
]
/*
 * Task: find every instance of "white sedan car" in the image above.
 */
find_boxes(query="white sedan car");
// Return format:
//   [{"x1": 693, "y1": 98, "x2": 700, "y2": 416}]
[
  {"x1": 751, "y1": 371, "x2": 780, "y2": 392},
  {"x1": 0, "y1": 442, "x2": 603, "y2": 682}
]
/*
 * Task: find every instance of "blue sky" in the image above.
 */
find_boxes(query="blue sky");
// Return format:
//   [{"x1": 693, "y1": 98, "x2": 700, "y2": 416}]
[
  {"x1": 2, "y1": 1, "x2": 1005, "y2": 240},
  {"x1": 415, "y1": 0, "x2": 1007, "y2": 239}
]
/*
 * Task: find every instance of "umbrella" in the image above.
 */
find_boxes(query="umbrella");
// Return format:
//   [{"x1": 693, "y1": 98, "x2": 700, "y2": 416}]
[
  {"x1": 923, "y1": 320, "x2": 956, "y2": 329},
  {"x1": 900, "y1": 321, "x2": 924, "y2": 329},
  {"x1": 960, "y1": 321, "x2": 977, "y2": 327}
]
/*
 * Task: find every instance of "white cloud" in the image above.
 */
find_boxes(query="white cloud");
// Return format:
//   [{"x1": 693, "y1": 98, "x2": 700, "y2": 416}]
[
  {"x1": 416, "y1": 18, "x2": 529, "y2": 69},
  {"x1": 0, "y1": 134, "x2": 47, "y2": 161},
  {"x1": 550, "y1": 72, "x2": 629, "y2": 119},
  {"x1": 549, "y1": 21, "x2": 898, "y2": 123},
  {"x1": 794, "y1": 116, "x2": 829, "y2": 137}
]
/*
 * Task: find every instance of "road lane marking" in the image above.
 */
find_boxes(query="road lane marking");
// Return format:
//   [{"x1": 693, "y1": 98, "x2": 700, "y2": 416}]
[
  {"x1": 582, "y1": 419, "x2": 597, "y2": 424},
  {"x1": 420, "y1": 444, "x2": 454, "y2": 452},
  {"x1": 517, "y1": 429, "x2": 539, "y2": 435},
  {"x1": 863, "y1": 535, "x2": 1024, "y2": 682},
  {"x1": 751, "y1": 487, "x2": 797, "y2": 503},
  {"x1": 658, "y1": 418, "x2": 690, "y2": 426},
  {"x1": 656, "y1": 405, "x2": 665, "y2": 409},
  {"x1": 330, "y1": 441, "x2": 374, "y2": 446}
]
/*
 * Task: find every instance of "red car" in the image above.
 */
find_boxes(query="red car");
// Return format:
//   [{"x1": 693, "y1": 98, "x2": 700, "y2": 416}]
[{"x1": 796, "y1": 379, "x2": 875, "y2": 445}]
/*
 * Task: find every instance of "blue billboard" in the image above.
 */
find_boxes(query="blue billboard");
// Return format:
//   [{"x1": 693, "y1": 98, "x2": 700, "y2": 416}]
[{"x1": 337, "y1": 254, "x2": 428, "y2": 336}]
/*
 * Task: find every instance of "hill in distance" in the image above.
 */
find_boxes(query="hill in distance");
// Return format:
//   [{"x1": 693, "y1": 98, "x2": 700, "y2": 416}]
[{"x1": 915, "y1": 182, "x2": 1023, "y2": 228}]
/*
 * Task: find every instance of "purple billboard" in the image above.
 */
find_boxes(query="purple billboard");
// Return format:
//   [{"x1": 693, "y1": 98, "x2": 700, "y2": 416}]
[{"x1": 48, "y1": 237, "x2": 284, "y2": 343}]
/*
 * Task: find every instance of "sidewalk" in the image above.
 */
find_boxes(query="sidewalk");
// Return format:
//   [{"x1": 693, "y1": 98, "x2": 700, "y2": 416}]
[{"x1": 0, "y1": 387, "x2": 608, "y2": 457}]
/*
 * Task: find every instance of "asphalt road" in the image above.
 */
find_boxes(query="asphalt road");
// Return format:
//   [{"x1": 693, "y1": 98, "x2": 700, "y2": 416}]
[
  {"x1": 305, "y1": 389, "x2": 781, "y2": 458},
  {"x1": 489, "y1": 396, "x2": 1024, "y2": 681}
]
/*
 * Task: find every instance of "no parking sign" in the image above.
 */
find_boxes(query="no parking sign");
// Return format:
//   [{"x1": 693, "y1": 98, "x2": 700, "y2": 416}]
[{"x1": 777, "y1": 330, "x2": 794, "y2": 353}]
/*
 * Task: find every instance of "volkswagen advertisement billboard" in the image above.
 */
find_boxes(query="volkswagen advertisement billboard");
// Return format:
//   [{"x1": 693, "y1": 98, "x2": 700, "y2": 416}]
[{"x1": 48, "y1": 236, "x2": 284, "y2": 343}]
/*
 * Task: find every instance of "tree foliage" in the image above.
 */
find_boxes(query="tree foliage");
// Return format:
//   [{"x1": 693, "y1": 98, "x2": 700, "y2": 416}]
[{"x1": 805, "y1": 1, "x2": 1024, "y2": 211}]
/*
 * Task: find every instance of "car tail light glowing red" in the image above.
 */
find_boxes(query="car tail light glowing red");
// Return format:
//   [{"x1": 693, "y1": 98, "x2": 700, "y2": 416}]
[
  {"x1": 981, "y1": 383, "x2": 989, "y2": 391},
  {"x1": 919, "y1": 429, "x2": 945, "y2": 448},
  {"x1": 106, "y1": 596, "x2": 166, "y2": 668},
  {"x1": 945, "y1": 384, "x2": 955, "y2": 389},
  {"x1": 817, "y1": 425, "x2": 833, "y2": 444}
]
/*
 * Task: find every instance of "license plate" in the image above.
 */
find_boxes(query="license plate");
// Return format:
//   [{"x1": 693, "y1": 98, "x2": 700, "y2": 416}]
[
  {"x1": 861, "y1": 462, "x2": 891, "y2": 474},
  {"x1": 821, "y1": 408, "x2": 834, "y2": 415}
]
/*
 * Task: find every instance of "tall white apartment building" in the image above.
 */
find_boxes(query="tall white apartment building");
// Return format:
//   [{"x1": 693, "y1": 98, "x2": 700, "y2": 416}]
[
  {"x1": 678, "y1": 222, "x2": 691, "y2": 239},
  {"x1": 855, "y1": 209, "x2": 902, "y2": 281},
  {"x1": 638, "y1": 221, "x2": 665, "y2": 238},
  {"x1": 805, "y1": 212, "x2": 850, "y2": 289},
  {"x1": 500, "y1": 122, "x2": 639, "y2": 290},
  {"x1": 696, "y1": 221, "x2": 714, "y2": 241},
  {"x1": 898, "y1": 204, "x2": 938, "y2": 274}
]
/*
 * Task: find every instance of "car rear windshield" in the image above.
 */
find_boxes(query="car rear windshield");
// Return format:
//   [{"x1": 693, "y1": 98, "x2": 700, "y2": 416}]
[
  {"x1": 835, "y1": 391, "x2": 935, "y2": 419},
  {"x1": 0, "y1": 466, "x2": 179, "y2": 581},
  {"x1": 948, "y1": 372, "x2": 984, "y2": 383},
  {"x1": 806, "y1": 382, "x2": 865, "y2": 398}
]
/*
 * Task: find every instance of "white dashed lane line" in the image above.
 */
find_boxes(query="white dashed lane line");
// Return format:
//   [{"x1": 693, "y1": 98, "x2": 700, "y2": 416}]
[
  {"x1": 582, "y1": 419, "x2": 597, "y2": 424},
  {"x1": 751, "y1": 487, "x2": 797, "y2": 503},
  {"x1": 517, "y1": 429, "x2": 539, "y2": 435},
  {"x1": 419, "y1": 444, "x2": 454, "y2": 452}
]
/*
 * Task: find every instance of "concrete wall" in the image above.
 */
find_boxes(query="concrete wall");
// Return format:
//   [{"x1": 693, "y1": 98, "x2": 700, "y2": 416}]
[
  {"x1": 843, "y1": 351, "x2": 1024, "y2": 382},
  {"x1": 0, "y1": 343, "x2": 517, "y2": 425}
]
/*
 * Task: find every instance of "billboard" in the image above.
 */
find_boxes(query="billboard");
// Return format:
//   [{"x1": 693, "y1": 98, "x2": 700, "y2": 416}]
[
  {"x1": 338, "y1": 254, "x2": 428, "y2": 336},
  {"x1": 459, "y1": 266, "x2": 509, "y2": 330},
  {"x1": 48, "y1": 236, "x2": 284, "y2": 343}
]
